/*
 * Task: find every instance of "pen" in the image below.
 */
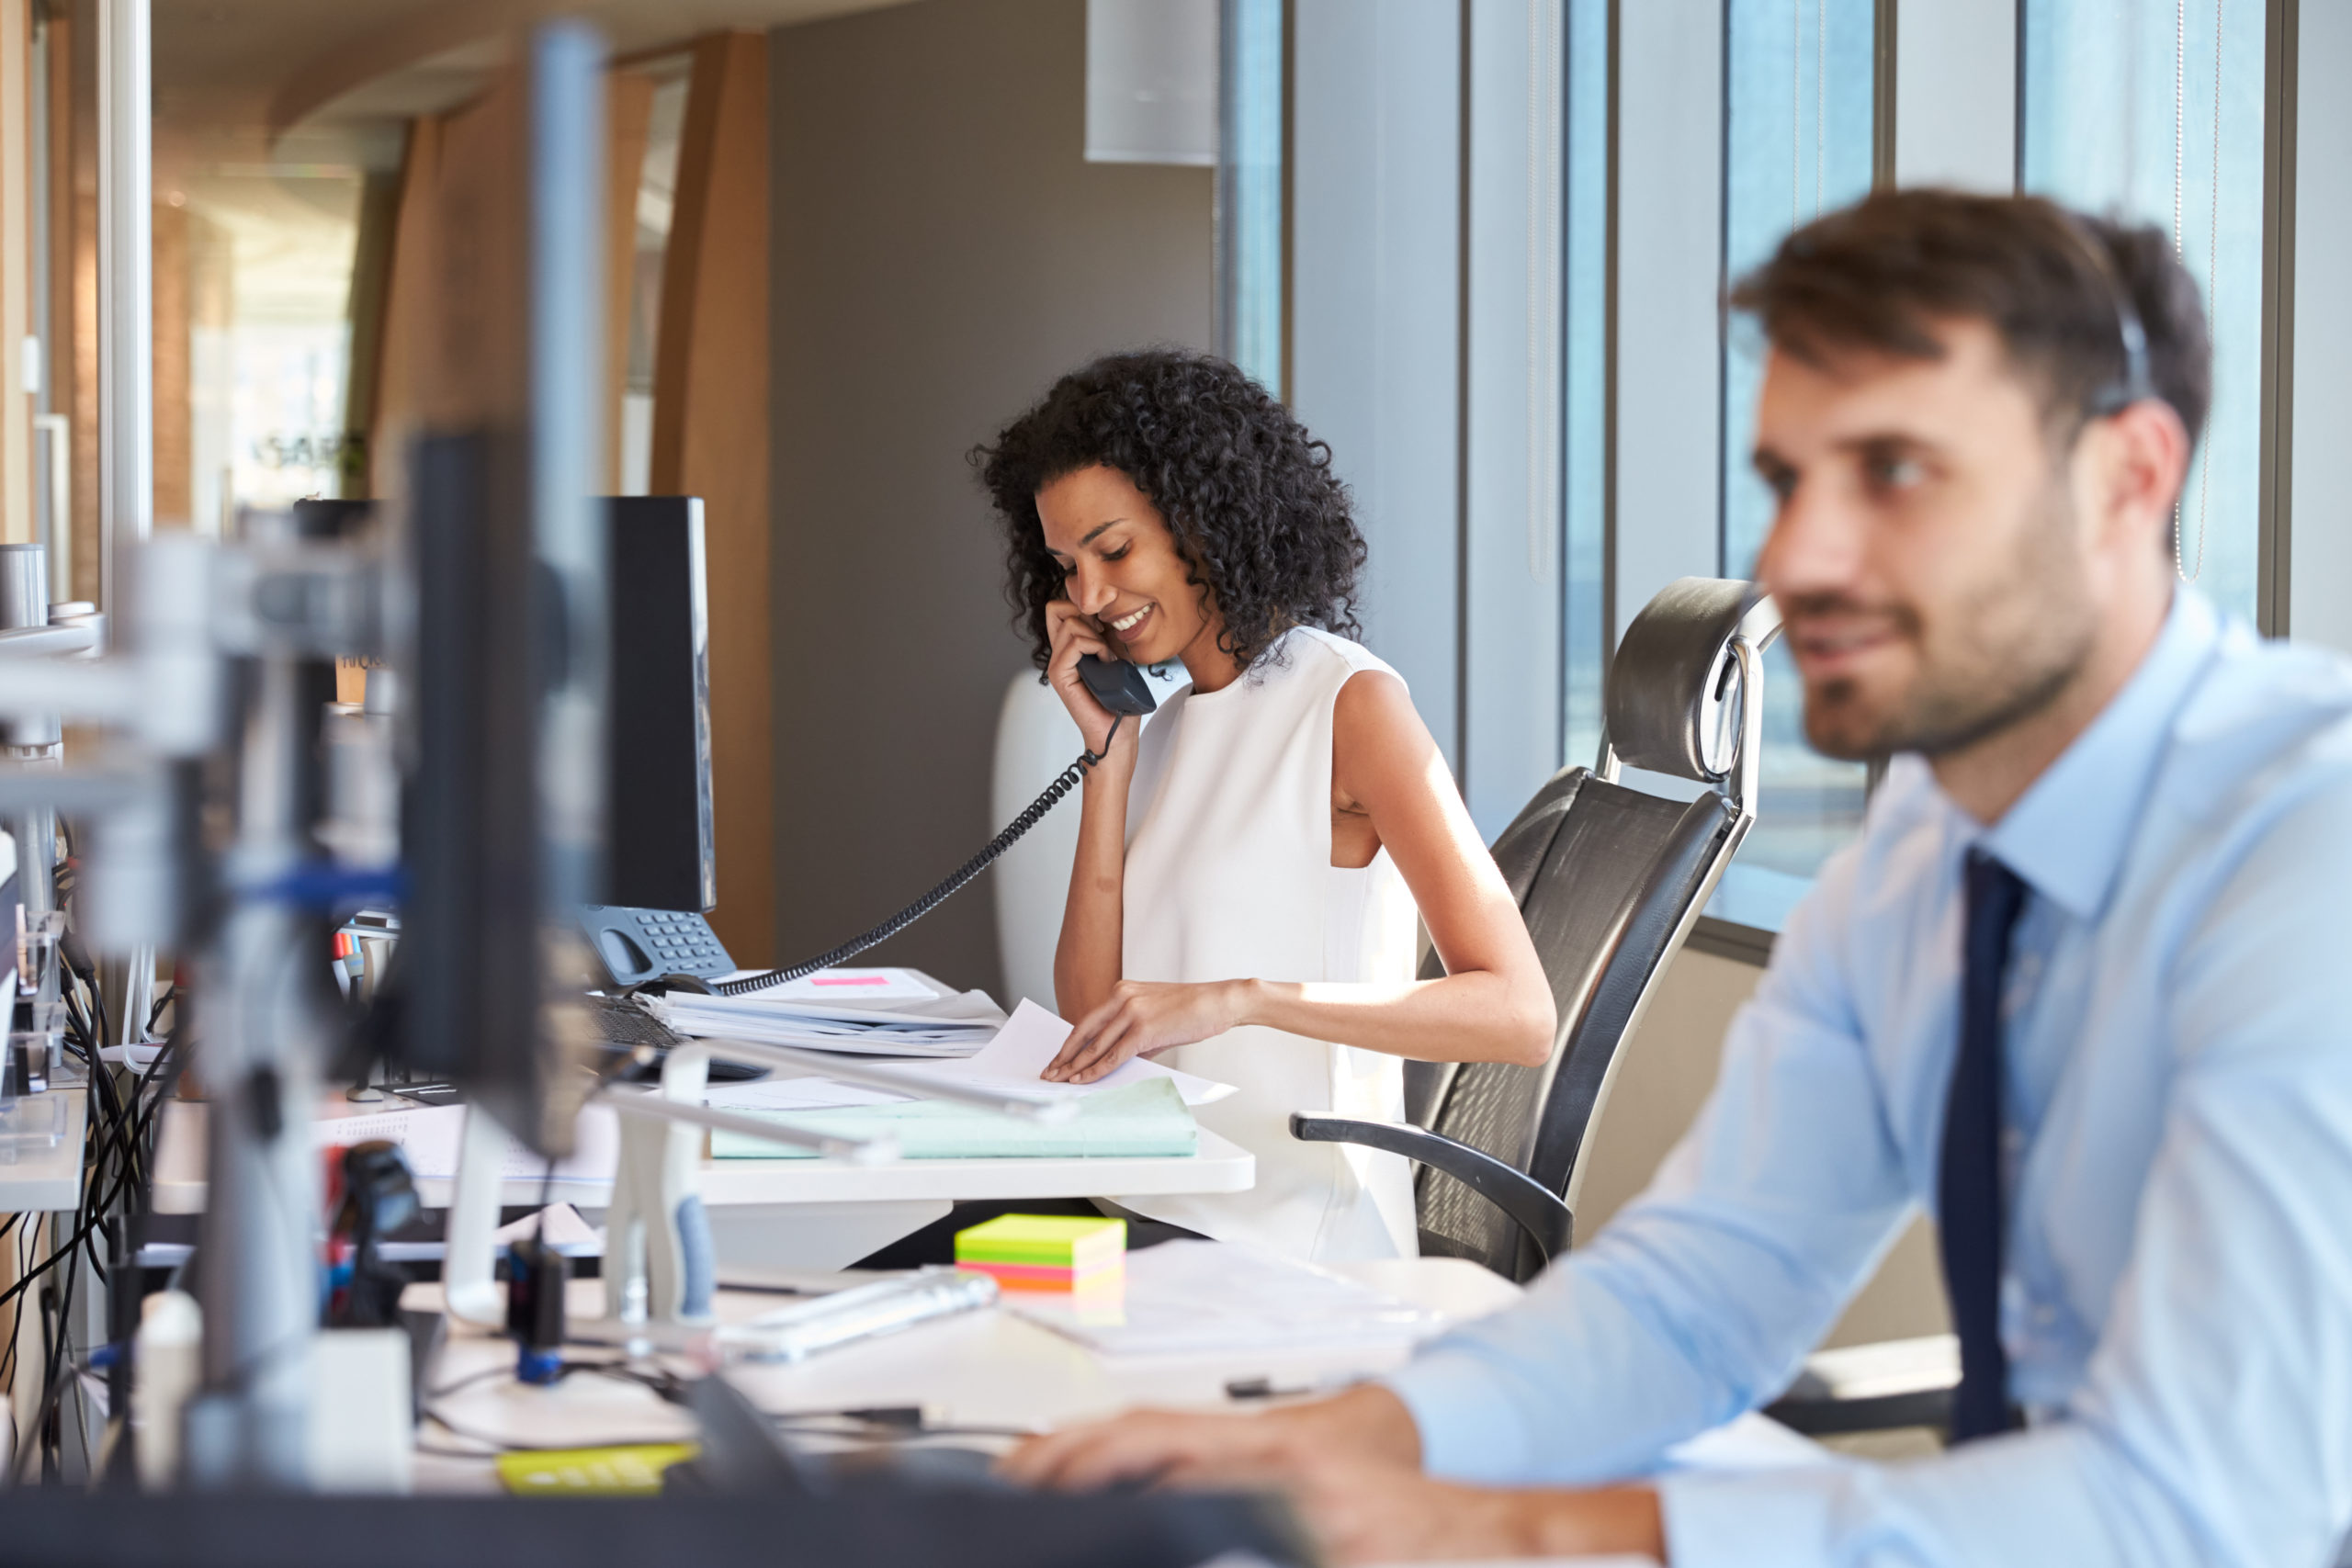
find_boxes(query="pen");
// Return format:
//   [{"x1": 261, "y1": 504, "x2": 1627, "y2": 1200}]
[{"x1": 1223, "y1": 1372, "x2": 1368, "y2": 1403}]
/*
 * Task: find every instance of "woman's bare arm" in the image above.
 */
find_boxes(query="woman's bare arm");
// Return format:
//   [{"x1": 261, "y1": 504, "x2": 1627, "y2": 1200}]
[
  {"x1": 1241, "y1": 669, "x2": 1553, "y2": 1063},
  {"x1": 1044, "y1": 599, "x2": 1138, "y2": 1021},
  {"x1": 1052, "y1": 735, "x2": 1136, "y2": 1022}
]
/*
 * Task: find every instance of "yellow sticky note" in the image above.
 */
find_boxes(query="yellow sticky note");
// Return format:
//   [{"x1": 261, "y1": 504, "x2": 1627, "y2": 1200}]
[{"x1": 495, "y1": 1443, "x2": 700, "y2": 1496}]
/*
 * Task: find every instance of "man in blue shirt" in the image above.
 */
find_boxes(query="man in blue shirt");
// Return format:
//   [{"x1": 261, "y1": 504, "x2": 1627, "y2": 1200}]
[{"x1": 1006, "y1": 190, "x2": 2352, "y2": 1565}]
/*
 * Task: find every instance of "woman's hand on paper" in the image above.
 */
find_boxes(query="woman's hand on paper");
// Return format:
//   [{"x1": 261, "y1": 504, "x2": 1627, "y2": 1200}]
[{"x1": 1042, "y1": 978, "x2": 1253, "y2": 1084}]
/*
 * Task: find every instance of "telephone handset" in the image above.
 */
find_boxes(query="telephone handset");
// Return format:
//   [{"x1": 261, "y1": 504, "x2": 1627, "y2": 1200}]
[
  {"x1": 701, "y1": 654, "x2": 1157, "y2": 999},
  {"x1": 1075, "y1": 652, "x2": 1160, "y2": 718}
]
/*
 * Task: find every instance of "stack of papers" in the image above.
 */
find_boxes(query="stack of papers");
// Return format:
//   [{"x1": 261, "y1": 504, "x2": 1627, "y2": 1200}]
[
  {"x1": 1004, "y1": 1239, "x2": 1452, "y2": 1357},
  {"x1": 700, "y1": 999, "x2": 1235, "y2": 1114},
  {"x1": 706, "y1": 1077, "x2": 1199, "y2": 1161},
  {"x1": 650, "y1": 971, "x2": 1006, "y2": 1058},
  {"x1": 698, "y1": 1001, "x2": 1238, "y2": 1161}
]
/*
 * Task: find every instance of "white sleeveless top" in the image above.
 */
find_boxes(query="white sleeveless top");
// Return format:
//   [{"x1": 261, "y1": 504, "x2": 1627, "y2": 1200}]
[{"x1": 1109, "y1": 627, "x2": 1421, "y2": 1261}]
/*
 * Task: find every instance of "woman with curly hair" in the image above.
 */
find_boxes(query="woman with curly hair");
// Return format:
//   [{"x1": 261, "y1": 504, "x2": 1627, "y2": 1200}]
[{"x1": 976, "y1": 350, "x2": 1555, "y2": 1261}]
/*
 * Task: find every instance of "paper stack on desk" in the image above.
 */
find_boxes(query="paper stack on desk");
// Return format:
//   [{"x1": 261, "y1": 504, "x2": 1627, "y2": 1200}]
[
  {"x1": 650, "y1": 973, "x2": 1006, "y2": 1057},
  {"x1": 706, "y1": 1077, "x2": 1198, "y2": 1161},
  {"x1": 698, "y1": 1000, "x2": 1237, "y2": 1159}
]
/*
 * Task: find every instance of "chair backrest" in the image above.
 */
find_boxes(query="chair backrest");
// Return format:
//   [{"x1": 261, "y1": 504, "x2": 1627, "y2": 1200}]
[{"x1": 1410, "y1": 578, "x2": 1777, "y2": 1279}]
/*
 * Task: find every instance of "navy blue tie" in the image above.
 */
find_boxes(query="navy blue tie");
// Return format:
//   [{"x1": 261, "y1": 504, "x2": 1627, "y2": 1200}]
[{"x1": 1939, "y1": 848, "x2": 2029, "y2": 1443}]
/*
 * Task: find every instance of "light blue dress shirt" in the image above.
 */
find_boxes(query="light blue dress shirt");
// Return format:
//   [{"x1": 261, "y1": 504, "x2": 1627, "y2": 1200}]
[{"x1": 1385, "y1": 589, "x2": 2352, "y2": 1567}]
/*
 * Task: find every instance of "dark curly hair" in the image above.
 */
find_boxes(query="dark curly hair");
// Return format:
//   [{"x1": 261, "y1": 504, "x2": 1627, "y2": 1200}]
[{"x1": 973, "y1": 349, "x2": 1366, "y2": 675}]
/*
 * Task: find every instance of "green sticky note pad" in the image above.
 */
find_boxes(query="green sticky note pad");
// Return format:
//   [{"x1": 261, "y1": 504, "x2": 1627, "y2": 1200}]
[
  {"x1": 955, "y1": 1213, "x2": 1127, "y2": 1271},
  {"x1": 496, "y1": 1443, "x2": 699, "y2": 1496}
]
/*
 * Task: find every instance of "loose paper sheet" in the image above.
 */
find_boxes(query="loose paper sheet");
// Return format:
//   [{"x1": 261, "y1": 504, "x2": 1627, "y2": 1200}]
[
  {"x1": 1006, "y1": 1239, "x2": 1448, "y2": 1357},
  {"x1": 316, "y1": 1102, "x2": 619, "y2": 1184},
  {"x1": 887, "y1": 999, "x2": 1236, "y2": 1108}
]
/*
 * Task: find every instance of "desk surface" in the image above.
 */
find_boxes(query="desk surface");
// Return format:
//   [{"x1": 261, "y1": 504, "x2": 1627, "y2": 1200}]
[
  {"x1": 0, "y1": 1090, "x2": 85, "y2": 1213},
  {"x1": 412, "y1": 1257, "x2": 1523, "y2": 1494},
  {"x1": 149, "y1": 1099, "x2": 1256, "y2": 1213}
]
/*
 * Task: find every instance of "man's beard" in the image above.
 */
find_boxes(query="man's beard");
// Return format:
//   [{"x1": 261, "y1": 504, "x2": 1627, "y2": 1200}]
[{"x1": 1792, "y1": 489, "x2": 2098, "y2": 762}]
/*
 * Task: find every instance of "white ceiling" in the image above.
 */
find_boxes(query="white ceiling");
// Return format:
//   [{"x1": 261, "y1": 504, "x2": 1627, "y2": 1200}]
[{"x1": 153, "y1": 0, "x2": 921, "y2": 176}]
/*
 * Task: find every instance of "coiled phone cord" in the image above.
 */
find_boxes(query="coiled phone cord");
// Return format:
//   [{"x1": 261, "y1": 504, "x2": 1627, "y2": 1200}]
[{"x1": 712, "y1": 714, "x2": 1125, "y2": 998}]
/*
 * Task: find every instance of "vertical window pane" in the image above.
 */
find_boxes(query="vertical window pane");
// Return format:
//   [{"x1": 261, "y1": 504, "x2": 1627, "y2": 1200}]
[
  {"x1": 1218, "y1": 0, "x2": 1284, "y2": 391},
  {"x1": 1562, "y1": 0, "x2": 1609, "y2": 769},
  {"x1": 2021, "y1": 0, "x2": 2266, "y2": 624},
  {"x1": 1713, "y1": 0, "x2": 1875, "y2": 929}
]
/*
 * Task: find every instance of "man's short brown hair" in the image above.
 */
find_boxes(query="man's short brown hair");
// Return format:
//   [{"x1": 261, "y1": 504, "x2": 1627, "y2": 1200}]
[{"x1": 1730, "y1": 188, "x2": 2211, "y2": 452}]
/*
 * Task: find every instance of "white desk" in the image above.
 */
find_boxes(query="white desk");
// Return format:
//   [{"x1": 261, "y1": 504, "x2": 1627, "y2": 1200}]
[
  {"x1": 411, "y1": 1256, "x2": 1523, "y2": 1494},
  {"x1": 150, "y1": 1100, "x2": 1256, "y2": 1269},
  {"x1": 0, "y1": 1091, "x2": 85, "y2": 1213}
]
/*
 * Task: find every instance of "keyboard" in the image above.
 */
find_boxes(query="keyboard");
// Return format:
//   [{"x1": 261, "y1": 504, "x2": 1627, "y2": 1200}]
[
  {"x1": 586, "y1": 993, "x2": 766, "y2": 1083},
  {"x1": 588, "y1": 992, "x2": 683, "y2": 1050}
]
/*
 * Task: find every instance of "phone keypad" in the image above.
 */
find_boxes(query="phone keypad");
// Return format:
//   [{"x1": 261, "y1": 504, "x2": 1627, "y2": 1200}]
[
  {"x1": 588, "y1": 906, "x2": 733, "y2": 979},
  {"x1": 636, "y1": 910, "x2": 729, "y2": 972}
]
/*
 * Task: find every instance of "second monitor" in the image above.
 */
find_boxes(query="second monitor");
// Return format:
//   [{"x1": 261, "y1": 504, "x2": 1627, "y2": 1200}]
[{"x1": 605, "y1": 495, "x2": 716, "y2": 916}]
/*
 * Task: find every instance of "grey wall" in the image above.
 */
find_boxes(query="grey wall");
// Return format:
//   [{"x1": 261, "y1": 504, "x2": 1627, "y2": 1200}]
[{"x1": 768, "y1": 0, "x2": 1214, "y2": 991}]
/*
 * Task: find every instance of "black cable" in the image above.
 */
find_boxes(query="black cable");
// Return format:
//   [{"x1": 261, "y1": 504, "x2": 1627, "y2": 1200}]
[
  {"x1": 0, "y1": 1087, "x2": 155, "y2": 1329},
  {"x1": 0, "y1": 1036, "x2": 166, "y2": 1389},
  {"x1": 28, "y1": 1258, "x2": 77, "y2": 1481},
  {"x1": 66, "y1": 953, "x2": 108, "y2": 1058},
  {"x1": 714, "y1": 718, "x2": 1125, "y2": 998},
  {"x1": 421, "y1": 1405, "x2": 688, "y2": 1456},
  {"x1": 425, "y1": 1363, "x2": 537, "y2": 1400}
]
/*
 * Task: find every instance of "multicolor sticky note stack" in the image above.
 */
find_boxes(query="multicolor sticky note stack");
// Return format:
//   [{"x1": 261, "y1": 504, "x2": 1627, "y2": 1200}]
[{"x1": 954, "y1": 1213, "x2": 1126, "y2": 1292}]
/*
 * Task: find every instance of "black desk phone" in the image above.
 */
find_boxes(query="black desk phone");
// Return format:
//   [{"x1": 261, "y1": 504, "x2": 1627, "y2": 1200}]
[
  {"x1": 637, "y1": 654, "x2": 1158, "y2": 1004},
  {"x1": 582, "y1": 905, "x2": 735, "y2": 990}
]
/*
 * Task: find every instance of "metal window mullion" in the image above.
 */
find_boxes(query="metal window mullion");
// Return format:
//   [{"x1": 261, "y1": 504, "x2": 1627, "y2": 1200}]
[{"x1": 2256, "y1": 0, "x2": 2296, "y2": 637}]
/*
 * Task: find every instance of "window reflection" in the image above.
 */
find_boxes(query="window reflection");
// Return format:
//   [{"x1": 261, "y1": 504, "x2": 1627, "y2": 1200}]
[
  {"x1": 1713, "y1": 0, "x2": 1876, "y2": 926},
  {"x1": 2021, "y1": 0, "x2": 2264, "y2": 623}
]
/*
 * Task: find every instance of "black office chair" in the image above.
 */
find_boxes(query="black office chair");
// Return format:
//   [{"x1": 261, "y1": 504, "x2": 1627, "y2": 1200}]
[{"x1": 1292, "y1": 578, "x2": 1781, "y2": 1282}]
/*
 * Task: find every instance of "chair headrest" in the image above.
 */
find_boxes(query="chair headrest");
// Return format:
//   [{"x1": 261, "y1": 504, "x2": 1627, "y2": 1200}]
[{"x1": 1604, "y1": 577, "x2": 1776, "y2": 783}]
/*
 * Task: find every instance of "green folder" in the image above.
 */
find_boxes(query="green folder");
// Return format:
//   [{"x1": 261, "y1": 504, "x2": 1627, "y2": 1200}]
[{"x1": 708, "y1": 1077, "x2": 1198, "y2": 1160}]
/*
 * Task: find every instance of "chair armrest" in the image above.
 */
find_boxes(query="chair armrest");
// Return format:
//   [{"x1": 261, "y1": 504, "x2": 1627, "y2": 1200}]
[{"x1": 1288, "y1": 1112, "x2": 1573, "y2": 1263}]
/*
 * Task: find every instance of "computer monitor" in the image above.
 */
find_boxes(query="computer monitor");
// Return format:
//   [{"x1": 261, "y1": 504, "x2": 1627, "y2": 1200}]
[
  {"x1": 394, "y1": 27, "x2": 606, "y2": 1157},
  {"x1": 604, "y1": 496, "x2": 715, "y2": 913}
]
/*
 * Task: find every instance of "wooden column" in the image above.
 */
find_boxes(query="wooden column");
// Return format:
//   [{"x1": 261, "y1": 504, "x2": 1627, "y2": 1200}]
[
  {"x1": 650, "y1": 32, "x2": 772, "y2": 964},
  {"x1": 604, "y1": 71, "x2": 651, "y2": 494},
  {"x1": 368, "y1": 117, "x2": 441, "y2": 479},
  {"x1": 56, "y1": 2, "x2": 97, "y2": 601},
  {"x1": 149, "y1": 197, "x2": 186, "y2": 526},
  {"x1": 339, "y1": 169, "x2": 401, "y2": 502},
  {"x1": 0, "y1": 0, "x2": 30, "y2": 544}
]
